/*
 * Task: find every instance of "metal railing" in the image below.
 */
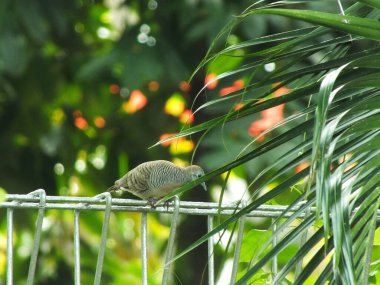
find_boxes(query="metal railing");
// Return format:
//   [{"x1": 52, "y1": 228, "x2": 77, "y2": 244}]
[{"x1": 1, "y1": 189, "x2": 306, "y2": 284}]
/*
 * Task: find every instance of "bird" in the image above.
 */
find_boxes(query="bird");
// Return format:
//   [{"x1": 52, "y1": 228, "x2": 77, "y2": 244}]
[{"x1": 107, "y1": 160, "x2": 207, "y2": 207}]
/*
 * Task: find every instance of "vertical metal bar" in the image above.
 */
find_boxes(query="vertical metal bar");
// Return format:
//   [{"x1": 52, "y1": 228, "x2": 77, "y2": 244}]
[
  {"x1": 141, "y1": 212, "x2": 148, "y2": 285},
  {"x1": 207, "y1": 215, "x2": 215, "y2": 285},
  {"x1": 230, "y1": 201, "x2": 246, "y2": 284},
  {"x1": 74, "y1": 210, "x2": 81, "y2": 285},
  {"x1": 272, "y1": 219, "x2": 278, "y2": 277},
  {"x1": 94, "y1": 193, "x2": 112, "y2": 285},
  {"x1": 6, "y1": 208, "x2": 14, "y2": 285},
  {"x1": 162, "y1": 196, "x2": 180, "y2": 285},
  {"x1": 27, "y1": 189, "x2": 46, "y2": 285}
]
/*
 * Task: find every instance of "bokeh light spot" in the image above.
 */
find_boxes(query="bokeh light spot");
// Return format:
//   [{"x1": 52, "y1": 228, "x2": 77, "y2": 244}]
[
  {"x1": 97, "y1": 27, "x2": 111, "y2": 39},
  {"x1": 179, "y1": 109, "x2": 194, "y2": 124},
  {"x1": 75, "y1": 159, "x2": 87, "y2": 173},
  {"x1": 295, "y1": 161, "x2": 310, "y2": 173},
  {"x1": 264, "y1": 62, "x2": 276, "y2": 72},
  {"x1": 169, "y1": 139, "x2": 194, "y2": 154},
  {"x1": 137, "y1": 33, "x2": 148, "y2": 44},
  {"x1": 234, "y1": 103, "x2": 245, "y2": 111},
  {"x1": 148, "y1": 0, "x2": 158, "y2": 10},
  {"x1": 148, "y1": 81, "x2": 159, "y2": 91},
  {"x1": 205, "y1": 73, "x2": 218, "y2": 89},
  {"x1": 54, "y1": 163, "x2": 65, "y2": 175},
  {"x1": 74, "y1": 117, "x2": 88, "y2": 130},
  {"x1": 94, "y1": 116, "x2": 106, "y2": 128},
  {"x1": 164, "y1": 93, "x2": 185, "y2": 117},
  {"x1": 51, "y1": 108, "x2": 66, "y2": 125},
  {"x1": 147, "y1": 36, "x2": 156, "y2": 46},
  {"x1": 123, "y1": 90, "x2": 148, "y2": 113},
  {"x1": 159, "y1": 133, "x2": 178, "y2": 147},
  {"x1": 109, "y1": 84, "x2": 120, "y2": 94},
  {"x1": 74, "y1": 22, "x2": 85, "y2": 33},
  {"x1": 179, "y1": 81, "x2": 191, "y2": 92},
  {"x1": 219, "y1": 79, "x2": 245, "y2": 96}
]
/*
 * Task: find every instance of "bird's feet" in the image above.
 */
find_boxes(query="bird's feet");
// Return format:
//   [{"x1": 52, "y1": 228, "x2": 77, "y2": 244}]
[
  {"x1": 147, "y1": 198, "x2": 158, "y2": 208},
  {"x1": 162, "y1": 200, "x2": 171, "y2": 211},
  {"x1": 146, "y1": 198, "x2": 172, "y2": 210}
]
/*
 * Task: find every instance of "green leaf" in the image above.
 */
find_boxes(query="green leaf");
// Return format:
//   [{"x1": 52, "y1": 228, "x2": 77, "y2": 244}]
[
  {"x1": 358, "y1": 0, "x2": 380, "y2": 9},
  {"x1": 248, "y1": 8, "x2": 380, "y2": 41}
]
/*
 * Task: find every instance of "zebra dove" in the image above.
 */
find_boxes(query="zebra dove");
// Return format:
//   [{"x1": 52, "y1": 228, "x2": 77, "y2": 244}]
[{"x1": 107, "y1": 160, "x2": 206, "y2": 206}]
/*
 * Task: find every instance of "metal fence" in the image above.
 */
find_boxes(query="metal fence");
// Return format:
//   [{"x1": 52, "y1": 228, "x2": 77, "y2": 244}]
[{"x1": 1, "y1": 189, "x2": 301, "y2": 285}]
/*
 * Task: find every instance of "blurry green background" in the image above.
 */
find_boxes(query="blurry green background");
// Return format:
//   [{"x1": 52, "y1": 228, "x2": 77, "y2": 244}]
[{"x1": 0, "y1": 0, "x2": 314, "y2": 284}]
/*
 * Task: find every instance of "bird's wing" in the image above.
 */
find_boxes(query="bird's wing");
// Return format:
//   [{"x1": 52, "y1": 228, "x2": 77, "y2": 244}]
[{"x1": 127, "y1": 163, "x2": 152, "y2": 194}]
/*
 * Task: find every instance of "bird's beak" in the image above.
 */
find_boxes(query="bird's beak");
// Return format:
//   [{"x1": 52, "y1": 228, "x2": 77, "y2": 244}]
[{"x1": 201, "y1": 182, "x2": 207, "y2": 191}]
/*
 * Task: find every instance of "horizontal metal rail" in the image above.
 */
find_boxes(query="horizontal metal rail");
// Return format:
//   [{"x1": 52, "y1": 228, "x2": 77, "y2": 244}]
[
  {"x1": 6, "y1": 191, "x2": 367, "y2": 285},
  {"x1": 1, "y1": 194, "x2": 309, "y2": 218},
  {"x1": 2, "y1": 192, "x2": 310, "y2": 284}
]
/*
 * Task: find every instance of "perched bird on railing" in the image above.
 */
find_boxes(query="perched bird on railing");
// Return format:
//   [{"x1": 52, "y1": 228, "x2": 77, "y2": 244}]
[{"x1": 107, "y1": 160, "x2": 207, "y2": 206}]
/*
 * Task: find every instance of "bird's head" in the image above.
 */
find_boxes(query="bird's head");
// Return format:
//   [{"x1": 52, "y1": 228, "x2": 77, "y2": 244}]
[{"x1": 186, "y1": 165, "x2": 207, "y2": 191}]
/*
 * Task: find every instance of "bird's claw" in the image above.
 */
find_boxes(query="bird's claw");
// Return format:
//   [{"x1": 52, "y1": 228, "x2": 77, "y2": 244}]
[
  {"x1": 163, "y1": 200, "x2": 171, "y2": 211},
  {"x1": 146, "y1": 198, "x2": 172, "y2": 210},
  {"x1": 147, "y1": 198, "x2": 158, "y2": 208}
]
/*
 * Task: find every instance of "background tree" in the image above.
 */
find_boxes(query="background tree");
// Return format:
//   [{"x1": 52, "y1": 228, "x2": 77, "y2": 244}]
[{"x1": 0, "y1": 0, "x2": 269, "y2": 284}]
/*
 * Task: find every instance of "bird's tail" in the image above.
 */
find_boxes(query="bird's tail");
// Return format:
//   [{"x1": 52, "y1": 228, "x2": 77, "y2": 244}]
[{"x1": 107, "y1": 185, "x2": 118, "y2": 192}]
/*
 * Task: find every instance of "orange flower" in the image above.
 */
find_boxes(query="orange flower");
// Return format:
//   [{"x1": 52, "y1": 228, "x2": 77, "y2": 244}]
[
  {"x1": 179, "y1": 81, "x2": 191, "y2": 92},
  {"x1": 205, "y1": 73, "x2": 218, "y2": 89},
  {"x1": 123, "y1": 90, "x2": 148, "y2": 113},
  {"x1": 180, "y1": 109, "x2": 194, "y2": 124}
]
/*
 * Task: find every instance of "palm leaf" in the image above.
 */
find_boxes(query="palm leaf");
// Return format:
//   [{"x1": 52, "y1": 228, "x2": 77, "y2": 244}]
[{"x1": 158, "y1": 1, "x2": 380, "y2": 284}]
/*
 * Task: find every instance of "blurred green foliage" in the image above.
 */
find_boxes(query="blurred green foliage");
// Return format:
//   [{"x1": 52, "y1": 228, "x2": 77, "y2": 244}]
[
  {"x1": 0, "y1": 0, "x2": 279, "y2": 284},
  {"x1": 3, "y1": 0, "x2": 368, "y2": 283}
]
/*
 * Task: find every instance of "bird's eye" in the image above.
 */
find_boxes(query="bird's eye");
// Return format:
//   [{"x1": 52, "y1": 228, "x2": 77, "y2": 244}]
[{"x1": 197, "y1": 174, "x2": 202, "y2": 178}]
